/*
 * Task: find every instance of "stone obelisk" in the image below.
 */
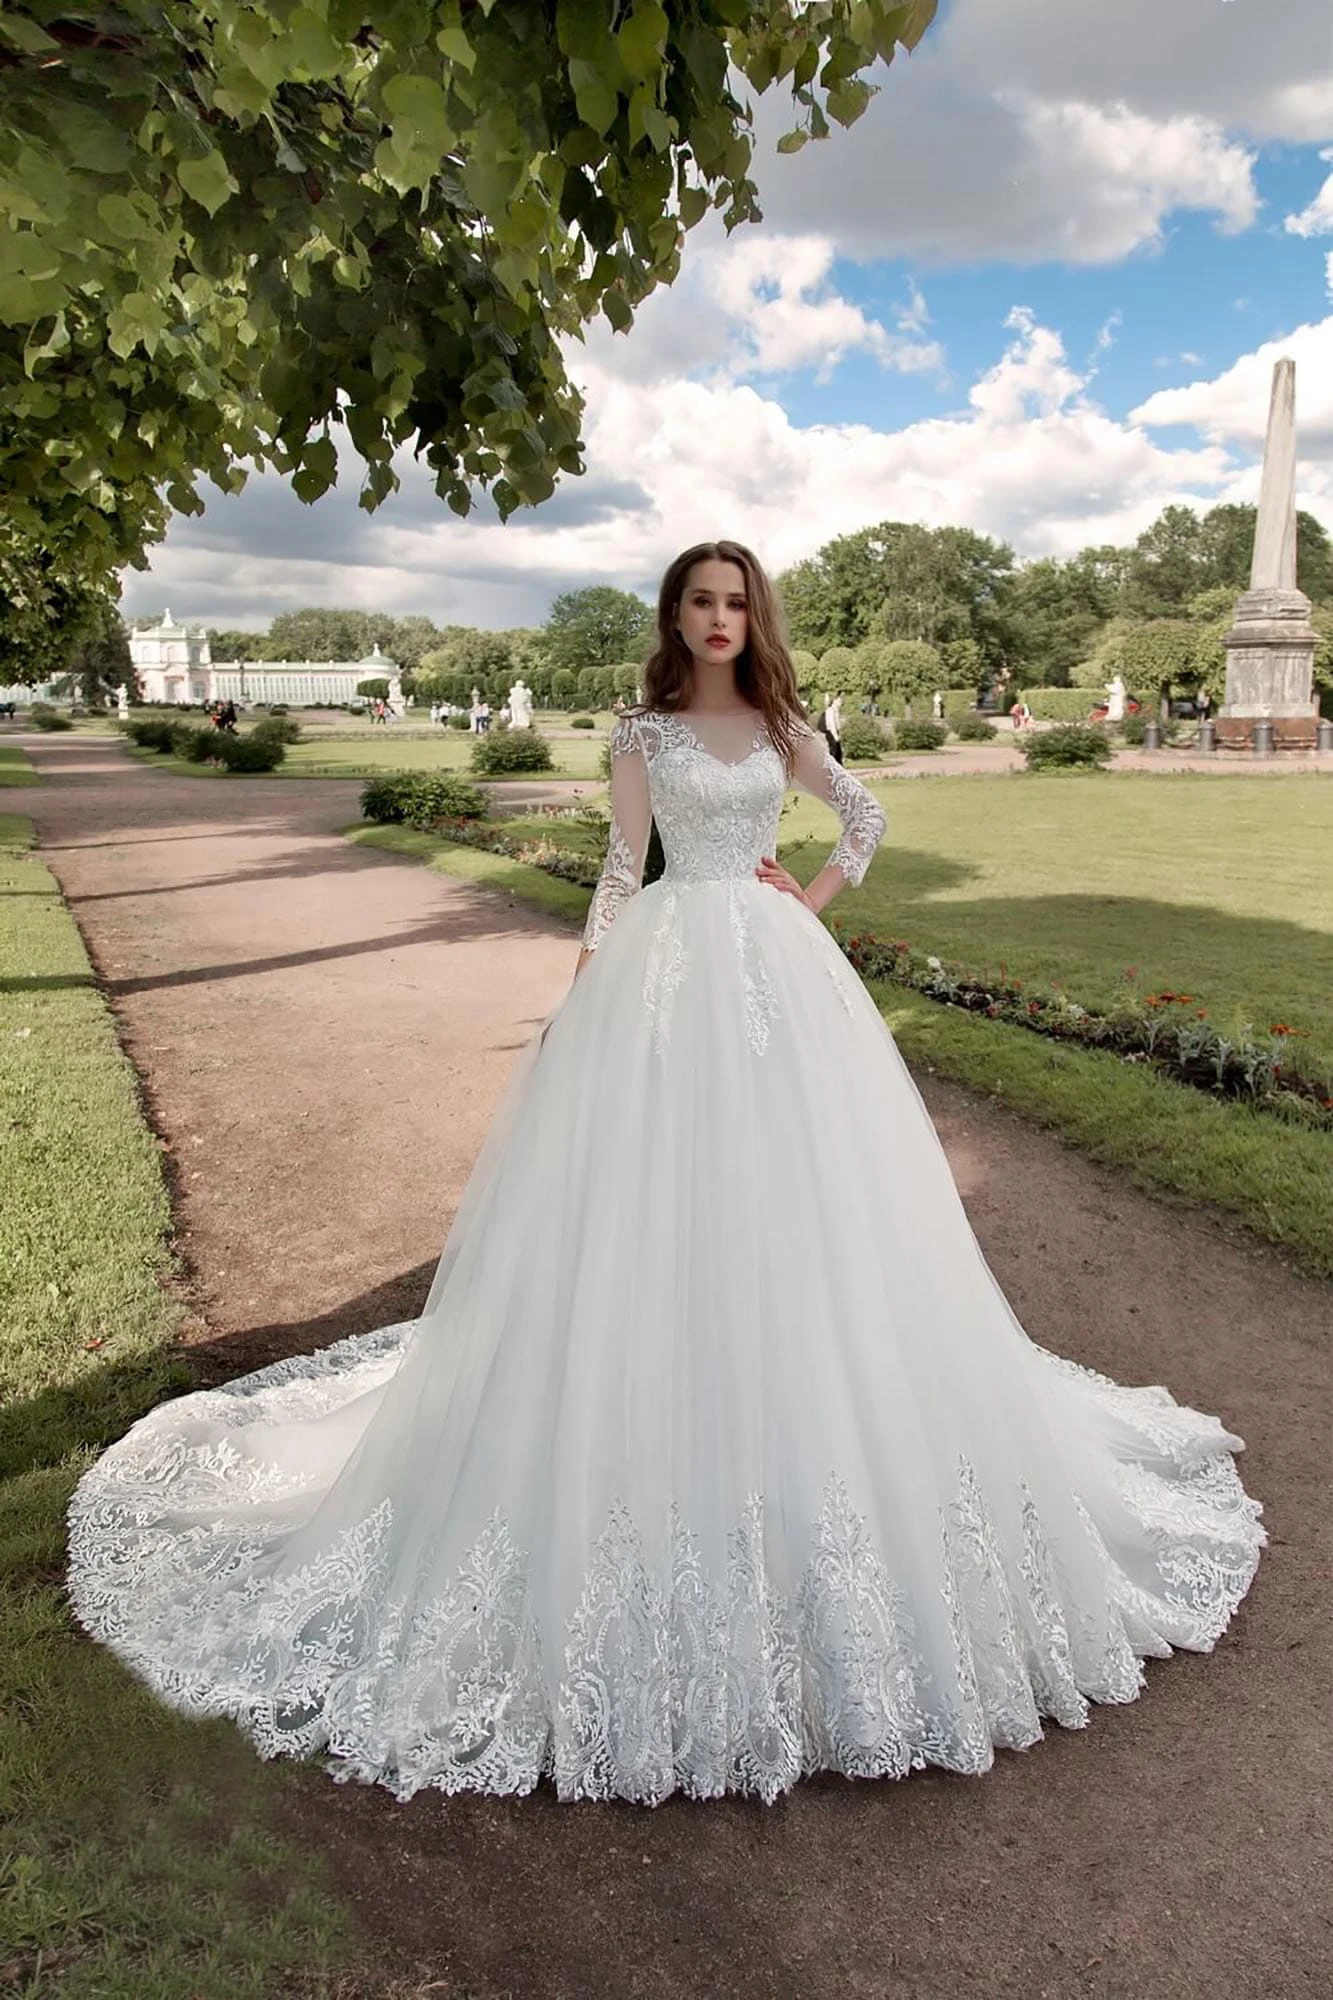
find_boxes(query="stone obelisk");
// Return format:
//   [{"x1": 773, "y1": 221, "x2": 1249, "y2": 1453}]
[{"x1": 1221, "y1": 358, "x2": 1317, "y2": 732}]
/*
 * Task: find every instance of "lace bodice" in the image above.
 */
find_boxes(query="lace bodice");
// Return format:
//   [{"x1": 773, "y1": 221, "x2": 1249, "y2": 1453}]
[{"x1": 581, "y1": 709, "x2": 887, "y2": 952}]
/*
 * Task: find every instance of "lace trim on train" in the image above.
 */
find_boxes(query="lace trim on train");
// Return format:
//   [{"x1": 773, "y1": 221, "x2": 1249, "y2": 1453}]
[{"x1": 67, "y1": 1381, "x2": 1262, "y2": 1806}]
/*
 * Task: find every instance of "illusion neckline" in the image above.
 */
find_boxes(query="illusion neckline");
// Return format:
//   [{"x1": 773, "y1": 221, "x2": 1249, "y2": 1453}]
[{"x1": 644, "y1": 708, "x2": 772, "y2": 769}]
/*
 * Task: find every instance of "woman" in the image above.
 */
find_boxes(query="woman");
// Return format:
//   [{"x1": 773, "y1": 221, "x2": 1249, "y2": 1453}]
[{"x1": 67, "y1": 541, "x2": 1262, "y2": 1806}]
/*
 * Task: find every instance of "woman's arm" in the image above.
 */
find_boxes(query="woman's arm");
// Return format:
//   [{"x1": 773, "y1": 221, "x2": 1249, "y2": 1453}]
[
  {"x1": 572, "y1": 717, "x2": 653, "y2": 980},
  {"x1": 790, "y1": 725, "x2": 887, "y2": 909}
]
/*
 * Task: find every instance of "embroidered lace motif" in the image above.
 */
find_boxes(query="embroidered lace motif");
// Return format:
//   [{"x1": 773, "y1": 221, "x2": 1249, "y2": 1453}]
[
  {"x1": 580, "y1": 711, "x2": 887, "y2": 946},
  {"x1": 67, "y1": 1345, "x2": 1263, "y2": 1808}
]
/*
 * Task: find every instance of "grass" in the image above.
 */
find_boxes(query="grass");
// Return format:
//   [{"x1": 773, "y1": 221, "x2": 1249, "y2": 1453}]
[
  {"x1": 354, "y1": 768, "x2": 1333, "y2": 1276},
  {"x1": 0, "y1": 814, "x2": 356, "y2": 1996},
  {"x1": 0, "y1": 745, "x2": 38, "y2": 787},
  {"x1": 119, "y1": 714, "x2": 612, "y2": 783}
]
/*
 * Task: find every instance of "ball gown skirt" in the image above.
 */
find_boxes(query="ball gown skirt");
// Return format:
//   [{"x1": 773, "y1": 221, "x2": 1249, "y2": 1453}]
[{"x1": 66, "y1": 710, "x2": 1263, "y2": 1805}]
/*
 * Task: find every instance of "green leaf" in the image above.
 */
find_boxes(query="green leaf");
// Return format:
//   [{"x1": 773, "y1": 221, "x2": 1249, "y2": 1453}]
[
  {"x1": 826, "y1": 79, "x2": 874, "y2": 128},
  {"x1": 0, "y1": 14, "x2": 59, "y2": 53},
  {"x1": 602, "y1": 285, "x2": 633, "y2": 333},
  {"x1": 178, "y1": 152, "x2": 239, "y2": 216},
  {"x1": 775, "y1": 128, "x2": 809, "y2": 155},
  {"x1": 617, "y1": 1, "x2": 669, "y2": 82},
  {"x1": 569, "y1": 59, "x2": 620, "y2": 138},
  {"x1": 556, "y1": 0, "x2": 611, "y2": 62}
]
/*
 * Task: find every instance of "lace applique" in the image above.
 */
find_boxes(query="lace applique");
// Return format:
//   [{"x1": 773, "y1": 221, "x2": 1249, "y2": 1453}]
[
  {"x1": 824, "y1": 759, "x2": 887, "y2": 887},
  {"x1": 642, "y1": 887, "x2": 688, "y2": 1054},
  {"x1": 726, "y1": 881, "x2": 779, "y2": 1055},
  {"x1": 68, "y1": 1406, "x2": 1263, "y2": 1807},
  {"x1": 583, "y1": 819, "x2": 639, "y2": 953}
]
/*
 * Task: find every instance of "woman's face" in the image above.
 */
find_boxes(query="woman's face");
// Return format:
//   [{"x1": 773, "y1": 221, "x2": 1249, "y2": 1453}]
[{"x1": 676, "y1": 558, "x2": 748, "y2": 670}]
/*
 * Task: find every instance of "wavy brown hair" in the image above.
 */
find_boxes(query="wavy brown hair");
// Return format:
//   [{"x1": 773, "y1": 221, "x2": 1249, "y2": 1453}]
[{"x1": 633, "y1": 541, "x2": 807, "y2": 774}]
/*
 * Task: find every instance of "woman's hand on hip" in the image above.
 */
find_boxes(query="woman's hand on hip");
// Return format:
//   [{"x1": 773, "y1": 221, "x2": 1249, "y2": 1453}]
[{"x1": 754, "y1": 856, "x2": 815, "y2": 912}]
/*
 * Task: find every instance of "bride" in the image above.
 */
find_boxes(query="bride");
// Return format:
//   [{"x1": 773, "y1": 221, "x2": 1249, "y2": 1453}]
[{"x1": 67, "y1": 540, "x2": 1263, "y2": 1806}]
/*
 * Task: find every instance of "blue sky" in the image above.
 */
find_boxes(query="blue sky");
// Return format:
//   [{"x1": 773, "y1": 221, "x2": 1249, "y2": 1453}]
[{"x1": 125, "y1": 0, "x2": 1333, "y2": 631}]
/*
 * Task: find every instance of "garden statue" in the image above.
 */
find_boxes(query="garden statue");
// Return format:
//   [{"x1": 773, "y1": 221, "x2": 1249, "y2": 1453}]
[
  {"x1": 116, "y1": 684, "x2": 130, "y2": 721},
  {"x1": 1105, "y1": 674, "x2": 1127, "y2": 722},
  {"x1": 386, "y1": 669, "x2": 405, "y2": 720},
  {"x1": 932, "y1": 690, "x2": 944, "y2": 721},
  {"x1": 470, "y1": 686, "x2": 483, "y2": 732},
  {"x1": 508, "y1": 679, "x2": 534, "y2": 730}
]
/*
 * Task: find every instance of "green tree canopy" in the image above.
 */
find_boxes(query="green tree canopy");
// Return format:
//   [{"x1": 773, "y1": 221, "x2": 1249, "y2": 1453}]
[
  {"x1": 778, "y1": 521, "x2": 1014, "y2": 671},
  {"x1": 0, "y1": 0, "x2": 935, "y2": 615},
  {"x1": 544, "y1": 584, "x2": 653, "y2": 670}
]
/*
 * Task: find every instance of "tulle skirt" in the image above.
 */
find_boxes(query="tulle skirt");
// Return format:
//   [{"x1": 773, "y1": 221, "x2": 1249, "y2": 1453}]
[{"x1": 67, "y1": 874, "x2": 1263, "y2": 1804}]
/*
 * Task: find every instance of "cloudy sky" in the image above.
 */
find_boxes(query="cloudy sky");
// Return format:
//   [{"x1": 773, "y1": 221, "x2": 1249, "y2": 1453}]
[{"x1": 123, "y1": 0, "x2": 1333, "y2": 632}]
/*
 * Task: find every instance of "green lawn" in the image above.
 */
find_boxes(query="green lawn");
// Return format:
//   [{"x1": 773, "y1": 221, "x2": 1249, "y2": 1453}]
[
  {"x1": 0, "y1": 744, "x2": 38, "y2": 786},
  {"x1": 0, "y1": 814, "x2": 353, "y2": 1996},
  {"x1": 357, "y1": 767, "x2": 1333, "y2": 1275},
  {"x1": 122, "y1": 728, "x2": 609, "y2": 782}
]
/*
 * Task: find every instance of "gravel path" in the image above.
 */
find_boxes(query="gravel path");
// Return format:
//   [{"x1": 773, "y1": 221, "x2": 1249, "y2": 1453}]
[{"x1": 12, "y1": 733, "x2": 1330, "y2": 2000}]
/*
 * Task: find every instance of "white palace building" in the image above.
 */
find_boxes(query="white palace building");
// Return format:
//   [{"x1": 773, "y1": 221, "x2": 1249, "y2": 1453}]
[{"x1": 128, "y1": 611, "x2": 398, "y2": 707}]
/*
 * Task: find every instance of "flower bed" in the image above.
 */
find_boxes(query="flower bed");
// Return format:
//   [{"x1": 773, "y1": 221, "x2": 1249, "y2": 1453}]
[{"x1": 828, "y1": 921, "x2": 1333, "y2": 1127}]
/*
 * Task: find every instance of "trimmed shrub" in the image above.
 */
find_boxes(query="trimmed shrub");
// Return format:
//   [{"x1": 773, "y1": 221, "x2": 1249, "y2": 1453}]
[
  {"x1": 953, "y1": 712, "x2": 998, "y2": 742},
  {"x1": 29, "y1": 701, "x2": 73, "y2": 732},
  {"x1": 171, "y1": 722, "x2": 217, "y2": 763},
  {"x1": 570, "y1": 714, "x2": 596, "y2": 728},
  {"x1": 1017, "y1": 687, "x2": 1098, "y2": 722},
  {"x1": 1021, "y1": 724, "x2": 1112, "y2": 770},
  {"x1": 895, "y1": 720, "x2": 947, "y2": 752},
  {"x1": 471, "y1": 726, "x2": 554, "y2": 774},
  {"x1": 213, "y1": 732, "x2": 285, "y2": 772},
  {"x1": 125, "y1": 717, "x2": 176, "y2": 751},
  {"x1": 839, "y1": 714, "x2": 891, "y2": 760},
  {"x1": 447, "y1": 710, "x2": 471, "y2": 730},
  {"x1": 361, "y1": 770, "x2": 487, "y2": 826},
  {"x1": 252, "y1": 713, "x2": 302, "y2": 746}
]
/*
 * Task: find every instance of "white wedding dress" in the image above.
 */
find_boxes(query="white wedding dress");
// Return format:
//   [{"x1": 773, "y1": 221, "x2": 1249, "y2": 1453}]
[{"x1": 67, "y1": 708, "x2": 1263, "y2": 1806}]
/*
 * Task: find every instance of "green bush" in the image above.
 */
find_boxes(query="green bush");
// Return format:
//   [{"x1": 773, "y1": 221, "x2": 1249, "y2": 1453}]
[
  {"x1": 1018, "y1": 687, "x2": 1097, "y2": 722},
  {"x1": 360, "y1": 770, "x2": 486, "y2": 826},
  {"x1": 895, "y1": 720, "x2": 947, "y2": 752},
  {"x1": 252, "y1": 713, "x2": 302, "y2": 746},
  {"x1": 839, "y1": 714, "x2": 891, "y2": 760},
  {"x1": 941, "y1": 688, "x2": 980, "y2": 725},
  {"x1": 1021, "y1": 724, "x2": 1112, "y2": 770},
  {"x1": 447, "y1": 710, "x2": 471, "y2": 730},
  {"x1": 171, "y1": 722, "x2": 217, "y2": 763},
  {"x1": 125, "y1": 717, "x2": 175, "y2": 751},
  {"x1": 570, "y1": 714, "x2": 596, "y2": 729},
  {"x1": 470, "y1": 726, "x2": 554, "y2": 774},
  {"x1": 213, "y1": 731, "x2": 285, "y2": 772},
  {"x1": 28, "y1": 702, "x2": 72, "y2": 731},
  {"x1": 953, "y1": 712, "x2": 997, "y2": 741}
]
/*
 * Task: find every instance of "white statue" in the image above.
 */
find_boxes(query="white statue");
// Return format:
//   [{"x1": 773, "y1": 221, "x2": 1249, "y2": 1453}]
[
  {"x1": 932, "y1": 690, "x2": 944, "y2": 721},
  {"x1": 470, "y1": 685, "x2": 483, "y2": 732},
  {"x1": 508, "y1": 678, "x2": 534, "y2": 730},
  {"x1": 116, "y1": 684, "x2": 130, "y2": 721},
  {"x1": 1105, "y1": 674, "x2": 1126, "y2": 722},
  {"x1": 386, "y1": 670, "x2": 405, "y2": 721}
]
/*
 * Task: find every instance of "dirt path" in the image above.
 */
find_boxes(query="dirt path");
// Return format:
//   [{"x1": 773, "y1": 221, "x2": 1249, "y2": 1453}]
[{"x1": 14, "y1": 734, "x2": 1331, "y2": 2000}]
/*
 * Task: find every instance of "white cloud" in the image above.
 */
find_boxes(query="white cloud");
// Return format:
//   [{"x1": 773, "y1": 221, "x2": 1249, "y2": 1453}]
[
  {"x1": 125, "y1": 309, "x2": 1254, "y2": 625},
  {"x1": 1131, "y1": 314, "x2": 1333, "y2": 454},
  {"x1": 752, "y1": 0, "x2": 1333, "y2": 266},
  {"x1": 574, "y1": 225, "x2": 942, "y2": 387},
  {"x1": 1285, "y1": 151, "x2": 1333, "y2": 235}
]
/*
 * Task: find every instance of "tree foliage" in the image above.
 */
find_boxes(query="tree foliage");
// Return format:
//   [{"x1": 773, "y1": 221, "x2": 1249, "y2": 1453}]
[
  {"x1": 543, "y1": 584, "x2": 652, "y2": 670},
  {"x1": 778, "y1": 521, "x2": 1014, "y2": 671},
  {"x1": 0, "y1": 0, "x2": 936, "y2": 614}
]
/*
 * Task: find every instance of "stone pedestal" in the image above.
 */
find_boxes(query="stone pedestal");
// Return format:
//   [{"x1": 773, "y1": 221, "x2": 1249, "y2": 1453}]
[{"x1": 1222, "y1": 586, "x2": 1317, "y2": 719}]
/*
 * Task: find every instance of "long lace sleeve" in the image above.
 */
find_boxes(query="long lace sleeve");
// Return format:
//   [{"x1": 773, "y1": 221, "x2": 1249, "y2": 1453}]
[
  {"x1": 581, "y1": 715, "x2": 653, "y2": 951},
  {"x1": 791, "y1": 724, "x2": 886, "y2": 887}
]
